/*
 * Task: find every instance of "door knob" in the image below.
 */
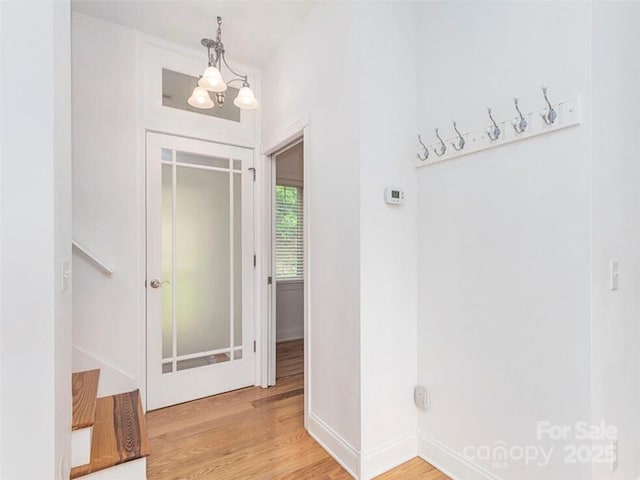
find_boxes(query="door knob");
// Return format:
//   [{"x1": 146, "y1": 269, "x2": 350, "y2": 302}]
[{"x1": 149, "y1": 279, "x2": 169, "y2": 288}]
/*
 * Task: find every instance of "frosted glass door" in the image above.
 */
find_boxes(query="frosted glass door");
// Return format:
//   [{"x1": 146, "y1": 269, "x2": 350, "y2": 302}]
[{"x1": 147, "y1": 133, "x2": 254, "y2": 410}]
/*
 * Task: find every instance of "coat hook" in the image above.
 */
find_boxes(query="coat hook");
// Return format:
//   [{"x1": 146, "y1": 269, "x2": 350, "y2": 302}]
[
  {"x1": 434, "y1": 128, "x2": 447, "y2": 156},
  {"x1": 417, "y1": 134, "x2": 429, "y2": 161},
  {"x1": 486, "y1": 106, "x2": 501, "y2": 141},
  {"x1": 540, "y1": 85, "x2": 557, "y2": 125},
  {"x1": 451, "y1": 121, "x2": 465, "y2": 151},
  {"x1": 512, "y1": 96, "x2": 527, "y2": 134}
]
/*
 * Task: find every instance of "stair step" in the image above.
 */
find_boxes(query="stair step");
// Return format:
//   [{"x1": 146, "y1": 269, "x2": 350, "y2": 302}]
[
  {"x1": 72, "y1": 369, "x2": 100, "y2": 430},
  {"x1": 70, "y1": 390, "x2": 150, "y2": 479}
]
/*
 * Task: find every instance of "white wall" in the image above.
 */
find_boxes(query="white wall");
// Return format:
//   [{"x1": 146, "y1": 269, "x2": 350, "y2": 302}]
[
  {"x1": 415, "y1": 2, "x2": 592, "y2": 479},
  {"x1": 591, "y1": 3, "x2": 640, "y2": 479},
  {"x1": 276, "y1": 282, "x2": 304, "y2": 342},
  {"x1": 1, "y1": 1, "x2": 72, "y2": 478},
  {"x1": 262, "y1": 1, "x2": 363, "y2": 470},
  {"x1": 71, "y1": 13, "x2": 141, "y2": 389},
  {"x1": 263, "y1": 2, "x2": 420, "y2": 477},
  {"x1": 54, "y1": 1, "x2": 73, "y2": 476},
  {"x1": 358, "y1": 3, "x2": 419, "y2": 478}
]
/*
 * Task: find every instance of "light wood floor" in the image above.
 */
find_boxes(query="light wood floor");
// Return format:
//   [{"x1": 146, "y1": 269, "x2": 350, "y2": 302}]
[
  {"x1": 146, "y1": 339, "x2": 450, "y2": 479},
  {"x1": 276, "y1": 338, "x2": 304, "y2": 379}
]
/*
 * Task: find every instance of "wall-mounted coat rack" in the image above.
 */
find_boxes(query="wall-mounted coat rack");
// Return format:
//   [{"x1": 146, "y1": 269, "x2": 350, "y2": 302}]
[{"x1": 415, "y1": 86, "x2": 581, "y2": 169}]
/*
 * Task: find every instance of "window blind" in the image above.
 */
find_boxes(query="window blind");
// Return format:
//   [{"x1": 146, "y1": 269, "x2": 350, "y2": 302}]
[{"x1": 275, "y1": 185, "x2": 303, "y2": 281}]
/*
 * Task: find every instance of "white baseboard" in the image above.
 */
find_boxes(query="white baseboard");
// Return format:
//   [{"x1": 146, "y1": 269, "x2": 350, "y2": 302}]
[
  {"x1": 417, "y1": 431, "x2": 501, "y2": 480},
  {"x1": 78, "y1": 458, "x2": 146, "y2": 480},
  {"x1": 72, "y1": 345, "x2": 136, "y2": 397},
  {"x1": 307, "y1": 412, "x2": 360, "y2": 479},
  {"x1": 360, "y1": 432, "x2": 418, "y2": 480}
]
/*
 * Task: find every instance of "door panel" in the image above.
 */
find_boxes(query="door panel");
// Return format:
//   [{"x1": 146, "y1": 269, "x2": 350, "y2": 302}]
[{"x1": 146, "y1": 133, "x2": 254, "y2": 410}]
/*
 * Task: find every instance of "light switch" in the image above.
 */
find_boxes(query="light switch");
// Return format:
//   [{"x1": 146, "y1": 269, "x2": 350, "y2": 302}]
[{"x1": 610, "y1": 260, "x2": 619, "y2": 291}]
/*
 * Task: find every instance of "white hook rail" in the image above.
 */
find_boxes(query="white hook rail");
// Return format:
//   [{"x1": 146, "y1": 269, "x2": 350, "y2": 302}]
[
  {"x1": 72, "y1": 240, "x2": 113, "y2": 276},
  {"x1": 416, "y1": 95, "x2": 581, "y2": 169}
]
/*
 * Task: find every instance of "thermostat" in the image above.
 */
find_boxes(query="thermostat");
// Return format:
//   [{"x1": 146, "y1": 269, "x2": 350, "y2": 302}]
[{"x1": 384, "y1": 187, "x2": 405, "y2": 204}]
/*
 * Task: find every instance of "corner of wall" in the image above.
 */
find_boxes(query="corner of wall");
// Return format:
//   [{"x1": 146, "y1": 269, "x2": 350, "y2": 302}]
[
  {"x1": 417, "y1": 431, "x2": 501, "y2": 480},
  {"x1": 357, "y1": 2, "x2": 420, "y2": 478},
  {"x1": 307, "y1": 412, "x2": 360, "y2": 479},
  {"x1": 360, "y1": 432, "x2": 418, "y2": 480}
]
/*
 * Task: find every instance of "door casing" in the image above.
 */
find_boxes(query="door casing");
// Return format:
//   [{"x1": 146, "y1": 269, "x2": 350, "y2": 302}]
[{"x1": 262, "y1": 120, "x2": 310, "y2": 429}]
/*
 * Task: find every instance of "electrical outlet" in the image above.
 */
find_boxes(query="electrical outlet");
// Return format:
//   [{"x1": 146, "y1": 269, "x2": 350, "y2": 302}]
[{"x1": 414, "y1": 385, "x2": 429, "y2": 410}]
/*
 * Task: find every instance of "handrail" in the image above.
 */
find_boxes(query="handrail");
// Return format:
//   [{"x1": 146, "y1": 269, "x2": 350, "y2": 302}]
[{"x1": 72, "y1": 241, "x2": 113, "y2": 276}]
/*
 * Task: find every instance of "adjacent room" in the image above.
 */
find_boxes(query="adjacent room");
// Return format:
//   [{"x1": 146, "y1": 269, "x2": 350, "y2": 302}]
[{"x1": 1, "y1": 1, "x2": 639, "y2": 480}]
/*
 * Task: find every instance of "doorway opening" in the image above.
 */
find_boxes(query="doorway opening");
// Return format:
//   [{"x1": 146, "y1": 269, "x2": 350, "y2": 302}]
[{"x1": 270, "y1": 139, "x2": 305, "y2": 388}]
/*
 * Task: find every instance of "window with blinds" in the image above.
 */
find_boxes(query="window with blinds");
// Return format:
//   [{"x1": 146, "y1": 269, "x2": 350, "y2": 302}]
[{"x1": 275, "y1": 185, "x2": 303, "y2": 281}]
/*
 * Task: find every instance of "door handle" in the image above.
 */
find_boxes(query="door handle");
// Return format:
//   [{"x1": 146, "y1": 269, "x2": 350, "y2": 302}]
[{"x1": 149, "y1": 279, "x2": 170, "y2": 289}]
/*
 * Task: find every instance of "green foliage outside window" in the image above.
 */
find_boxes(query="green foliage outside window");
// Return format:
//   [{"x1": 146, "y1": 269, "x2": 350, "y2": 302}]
[{"x1": 275, "y1": 185, "x2": 303, "y2": 280}]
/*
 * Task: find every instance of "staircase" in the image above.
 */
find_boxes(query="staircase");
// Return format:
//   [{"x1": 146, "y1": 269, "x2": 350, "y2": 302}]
[{"x1": 71, "y1": 370, "x2": 149, "y2": 479}]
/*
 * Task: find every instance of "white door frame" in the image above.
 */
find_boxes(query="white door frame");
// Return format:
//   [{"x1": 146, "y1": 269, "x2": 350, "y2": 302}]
[{"x1": 262, "y1": 118, "x2": 310, "y2": 428}]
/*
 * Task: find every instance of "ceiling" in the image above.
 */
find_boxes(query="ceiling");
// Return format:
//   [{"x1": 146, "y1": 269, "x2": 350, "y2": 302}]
[{"x1": 71, "y1": 0, "x2": 315, "y2": 67}]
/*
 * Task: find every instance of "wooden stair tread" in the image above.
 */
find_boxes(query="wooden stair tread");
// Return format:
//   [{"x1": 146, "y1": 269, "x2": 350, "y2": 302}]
[
  {"x1": 70, "y1": 390, "x2": 149, "y2": 479},
  {"x1": 72, "y1": 369, "x2": 100, "y2": 430}
]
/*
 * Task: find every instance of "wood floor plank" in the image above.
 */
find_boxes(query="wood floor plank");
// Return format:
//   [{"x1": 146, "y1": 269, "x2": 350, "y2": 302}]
[
  {"x1": 375, "y1": 457, "x2": 446, "y2": 479},
  {"x1": 146, "y1": 339, "x2": 450, "y2": 479},
  {"x1": 72, "y1": 369, "x2": 100, "y2": 430},
  {"x1": 276, "y1": 339, "x2": 304, "y2": 379},
  {"x1": 251, "y1": 387, "x2": 304, "y2": 407}
]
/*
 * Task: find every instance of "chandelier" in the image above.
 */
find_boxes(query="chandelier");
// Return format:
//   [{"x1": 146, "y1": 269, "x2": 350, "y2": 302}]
[{"x1": 188, "y1": 16, "x2": 259, "y2": 110}]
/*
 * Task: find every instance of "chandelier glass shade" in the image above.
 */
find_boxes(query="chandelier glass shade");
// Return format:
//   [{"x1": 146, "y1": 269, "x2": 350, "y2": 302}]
[
  {"x1": 233, "y1": 86, "x2": 259, "y2": 109},
  {"x1": 188, "y1": 17, "x2": 259, "y2": 111},
  {"x1": 187, "y1": 86, "x2": 215, "y2": 109},
  {"x1": 198, "y1": 66, "x2": 226, "y2": 93}
]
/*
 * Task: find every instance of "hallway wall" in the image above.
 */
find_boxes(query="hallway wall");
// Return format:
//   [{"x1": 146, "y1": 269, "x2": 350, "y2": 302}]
[
  {"x1": 415, "y1": 2, "x2": 592, "y2": 479},
  {"x1": 262, "y1": 2, "x2": 363, "y2": 469},
  {"x1": 358, "y1": 3, "x2": 419, "y2": 477},
  {"x1": 276, "y1": 282, "x2": 304, "y2": 341},
  {"x1": 262, "y1": 2, "x2": 420, "y2": 477},
  {"x1": 71, "y1": 13, "x2": 141, "y2": 391},
  {"x1": 591, "y1": 3, "x2": 640, "y2": 478},
  {"x1": 1, "y1": 1, "x2": 73, "y2": 477}
]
